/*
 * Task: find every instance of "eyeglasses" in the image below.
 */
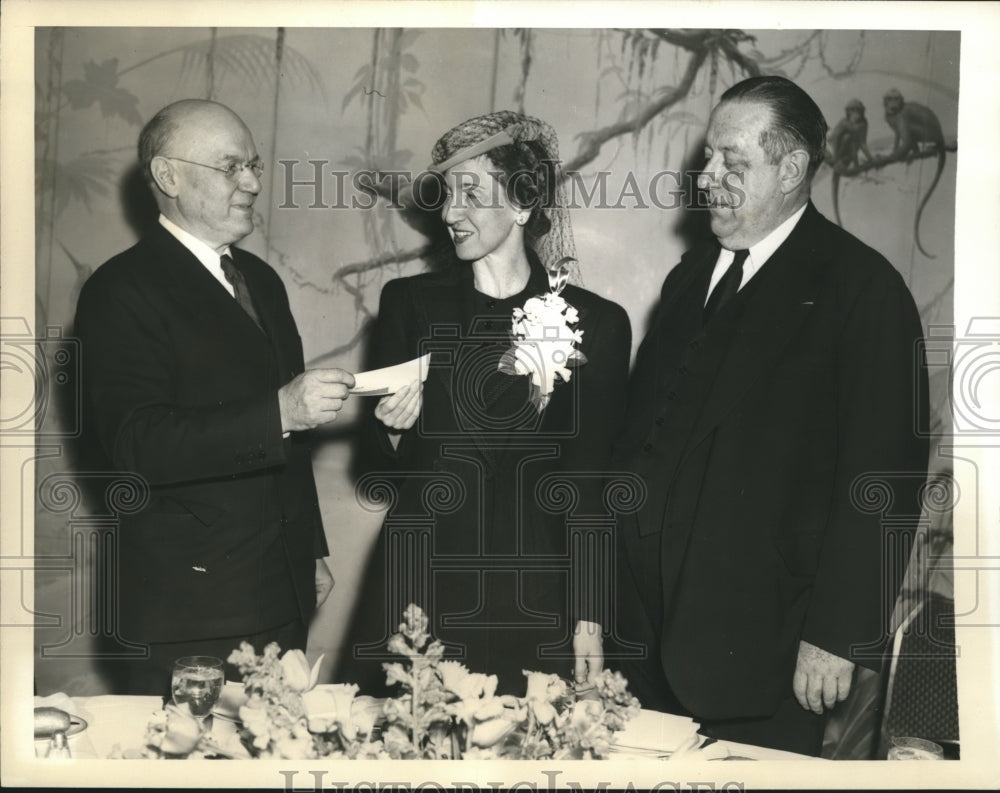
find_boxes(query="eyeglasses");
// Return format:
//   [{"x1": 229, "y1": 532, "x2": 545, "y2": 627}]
[{"x1": 163, "y1": 156, "x2": 264, "y2": 181}]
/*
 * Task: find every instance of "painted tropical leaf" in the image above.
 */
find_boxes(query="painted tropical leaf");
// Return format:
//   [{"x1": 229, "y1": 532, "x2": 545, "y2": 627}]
[
  {"x1": 398, "y1": 29, "x2": 422, "y2": 50},
  {"x1": 343, "y1": 63, "x2": 376, "y2": 112},
  {"x1": 39, "y1": 155, "x2": 116, "y2": 216},
  {"x1": 62, "y1": 58, "x2": 143, "y2": 126},
  {"x1": 406, "y1": 90, "x2": 425, "y2": 114}
]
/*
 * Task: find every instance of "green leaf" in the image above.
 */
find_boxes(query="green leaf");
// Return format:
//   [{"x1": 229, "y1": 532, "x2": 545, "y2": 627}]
[{"x1": 62, "y1": 59, "x2": 142, "y2": 126}]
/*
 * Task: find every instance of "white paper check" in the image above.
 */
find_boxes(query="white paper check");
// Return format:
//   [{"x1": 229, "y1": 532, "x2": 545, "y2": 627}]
[{"x1": 349, "y1": 353, "x2": 431, "y2": 396}]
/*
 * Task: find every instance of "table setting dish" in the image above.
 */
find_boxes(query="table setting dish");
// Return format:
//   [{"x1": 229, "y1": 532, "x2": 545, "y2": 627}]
[{"x1": 32, "y1": 693, "x2": 99, "y2": 758}]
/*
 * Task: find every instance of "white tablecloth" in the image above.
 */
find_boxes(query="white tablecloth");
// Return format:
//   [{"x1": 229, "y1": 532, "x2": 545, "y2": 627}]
[{"x1": 38, "y1": 695, "x2": 819, "y2": 761}]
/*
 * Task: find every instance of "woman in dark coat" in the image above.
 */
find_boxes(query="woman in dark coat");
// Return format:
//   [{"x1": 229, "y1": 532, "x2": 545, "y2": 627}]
[{"x1": 346, "y1": 111, "x2": 631, "y2": 695}]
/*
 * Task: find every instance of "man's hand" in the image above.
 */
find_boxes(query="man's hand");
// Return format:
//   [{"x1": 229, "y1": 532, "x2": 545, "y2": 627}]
[
  {"x1": 573, "y1": 620, "x2": 604, "y2": 685},
  {"x1": 792, "y1": 639, "x2": 855, "y2": 714},
  {"x1": 375, "y1": 379, "x2": 422, "y2": 432},
  {"x1": 278, "y1": 369, "x2": 355, "y2": 433},
  {"x1": 315, "y1": 558, "x2": 335, "y2": 607}
]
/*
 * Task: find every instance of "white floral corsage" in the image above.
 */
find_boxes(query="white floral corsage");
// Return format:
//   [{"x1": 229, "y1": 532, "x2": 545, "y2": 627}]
[{"x1": 498, "y1": 258, "x2": 587, "y2": 412}]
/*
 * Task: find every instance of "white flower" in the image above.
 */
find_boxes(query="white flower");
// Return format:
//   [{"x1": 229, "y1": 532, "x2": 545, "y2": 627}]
[
  {"x1": 500, "y1": 287, "x2": 587, "y2": 411},
  {"x1": 469, "y1": 715, "x2": 519, "y2": 748},
  {"x1": 349, "y1": 695, "x2": 383, "y2": 739},
  {"x1": 280, "y1": 649, "x2": 324, "y2": 693},
  {"x1": 301, "y1": 683, "x2": 360, "y2": 739},
  {"x1": 523, "y1": 671, "x2": 567, "y2": 726},
  {"x1": 569, "y1": 699, "x2": 603, "y2": 730},
  {"x1": 438, "y1": 661, "x2": 496, "y2": 700},
  {"x1": 155, "y1": 703, "x2": 204, "y2": 755}
]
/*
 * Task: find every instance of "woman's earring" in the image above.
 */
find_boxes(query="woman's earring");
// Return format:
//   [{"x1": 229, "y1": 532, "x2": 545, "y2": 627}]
[{"x1": 517, "y1": 214, "x2": 528, "y2": 226}]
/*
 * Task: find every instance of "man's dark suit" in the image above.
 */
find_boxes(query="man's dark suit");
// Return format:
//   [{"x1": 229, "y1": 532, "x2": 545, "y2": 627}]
[
  {"x1": 75, "y1": 223, "x2": 326, "y2": 646},
  {"x1": 614, "y1": 204, "x2": 928, "y2": 734}
]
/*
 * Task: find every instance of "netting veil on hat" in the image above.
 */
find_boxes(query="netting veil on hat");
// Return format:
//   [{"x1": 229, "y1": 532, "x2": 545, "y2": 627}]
[{"x1": 430, "y1": 110, "x2": 580, "y2": 286}]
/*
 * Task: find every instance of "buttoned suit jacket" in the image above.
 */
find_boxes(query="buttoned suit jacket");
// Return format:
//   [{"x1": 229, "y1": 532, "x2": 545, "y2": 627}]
[
  {"x1": 75, "y1": 224, "x2": 327, "y2": 644},
  {"x1": 613, "y1": 203, "x2": 929, "y2": 720}
]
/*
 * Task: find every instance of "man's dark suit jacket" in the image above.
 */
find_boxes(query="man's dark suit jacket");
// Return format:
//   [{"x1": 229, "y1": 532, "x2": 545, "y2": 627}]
[
  {"x1": 74, "y1": 223, "x2": 327, "y2": 644},
  {"x1": 614, "y1": 203, "x2": 929, "y2": 720}
]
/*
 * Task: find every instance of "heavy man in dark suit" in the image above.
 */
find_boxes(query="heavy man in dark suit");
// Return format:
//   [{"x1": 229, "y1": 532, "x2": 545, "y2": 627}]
[
  {"x1": 75, "y1": 100, "x2": 360, "y2": 693},
  {"x1": 613, "y1": 77, "x2": 929, "y2": 755}
]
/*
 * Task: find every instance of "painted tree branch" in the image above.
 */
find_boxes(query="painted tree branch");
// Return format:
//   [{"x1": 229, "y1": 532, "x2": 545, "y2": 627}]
[
  {"x1": 562, "y1": 29, "x2": 761, "y2": 177},
  {"x1": 308, "y1": 242, "x2": 440, "y2": 362},
  {"x1": 829, "y1": 140, "x2": 957, "y2": 178},
  {"x1": 332, "y1": 243, "x2": 436, "y2": 289},
  {"x1": 562, "y1": 47, "x2": 708, "y2": 176}
]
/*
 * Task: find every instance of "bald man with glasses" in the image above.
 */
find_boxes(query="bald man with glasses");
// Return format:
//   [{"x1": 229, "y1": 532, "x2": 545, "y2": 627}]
[{"x1": 74, "y1": 99, "x2": 363, "y2": 693}]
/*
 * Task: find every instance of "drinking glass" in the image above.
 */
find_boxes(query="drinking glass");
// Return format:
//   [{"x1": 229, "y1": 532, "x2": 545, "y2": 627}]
[
  {"x1": 887, "y1": 736, "x2": 944, "y2": 760},
  {"x1": 171, "y1": 656, "x2": 225, "y2": 721}
]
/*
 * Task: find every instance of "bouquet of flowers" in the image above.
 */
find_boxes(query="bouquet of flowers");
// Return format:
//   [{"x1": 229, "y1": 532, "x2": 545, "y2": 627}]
[{"x1": 140, "y1": 604, "x2": 640, "y2": 760}]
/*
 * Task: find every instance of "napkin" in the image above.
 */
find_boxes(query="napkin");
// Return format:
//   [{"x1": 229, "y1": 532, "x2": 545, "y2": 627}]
[
  {"x1": 610, "y1": 709, "x2": 702, "y2": 758},
  {"x1": 33, "y1": 692, "x2": 99, "y2": 759},
  {"x1": 213, "y1": 681, "x2": 249, "y2": 722}
]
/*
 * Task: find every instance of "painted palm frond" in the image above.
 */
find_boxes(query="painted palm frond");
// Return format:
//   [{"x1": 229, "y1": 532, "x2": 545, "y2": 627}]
[{"x1": 165, "y1": 34, "x2": 323, "y2": 95}]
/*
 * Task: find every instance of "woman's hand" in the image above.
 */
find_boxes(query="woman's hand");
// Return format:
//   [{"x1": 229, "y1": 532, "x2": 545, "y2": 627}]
[
  {"x1": 375, "y1": 379, "x2": 423, "y2": 432},
  {"x1": 573, "y1": 620, "x2": 604, "y2": 685}
]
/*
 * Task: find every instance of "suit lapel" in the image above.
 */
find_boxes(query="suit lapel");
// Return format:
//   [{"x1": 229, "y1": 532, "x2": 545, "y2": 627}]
[
  {"x1": 231, "y1": 248, "x2": 302, "y2": 379},
  {"x1": 630, "y1": 244, "x2": 716, "y2": 519},
  {"x1": 151, "y1": 226, "x2": 274, "y2": 360},
  {"x1": 680, "y1": 203, "x2": 828, "y2": 463}
]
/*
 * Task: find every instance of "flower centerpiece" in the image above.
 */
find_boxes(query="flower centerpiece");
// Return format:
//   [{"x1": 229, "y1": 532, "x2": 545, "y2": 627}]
[{"x1": 139, "y1": 603, "x2": 640, "y2": 760}]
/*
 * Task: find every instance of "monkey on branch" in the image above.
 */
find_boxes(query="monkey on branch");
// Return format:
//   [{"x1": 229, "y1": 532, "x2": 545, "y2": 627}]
[
  {"x1": 880, "y1": 88, "x2": 947, "y2": 259},
  {"x1": 828, "y1": 98, "x2": 872, "y2": 228}
]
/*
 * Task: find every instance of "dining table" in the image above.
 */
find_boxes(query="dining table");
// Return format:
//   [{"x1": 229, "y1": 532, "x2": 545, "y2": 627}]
[{"x1": 34, "y1": 689, "x2": 822, "y2": 762}]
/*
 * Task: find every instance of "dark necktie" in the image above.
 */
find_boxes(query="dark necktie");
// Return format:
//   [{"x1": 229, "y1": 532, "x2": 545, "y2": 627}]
[
  {"x1": 703, "y1": 248, "x2": 749, "y2": 325},
  {"x1": 220, "y1": 254, "x2": 264, "y2": 331}
]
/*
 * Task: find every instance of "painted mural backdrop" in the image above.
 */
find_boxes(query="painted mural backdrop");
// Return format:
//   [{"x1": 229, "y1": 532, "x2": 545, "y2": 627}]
[{"x1": 33, "y1": 29, "x2": 957, "y2": 707}]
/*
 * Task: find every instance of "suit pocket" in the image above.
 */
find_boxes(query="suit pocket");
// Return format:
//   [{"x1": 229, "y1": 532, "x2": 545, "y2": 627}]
[
  {"x1": 148, "y1": 495, "x2": 226, "y2": 526},
  {"x1": 773, "y1": 530, "x2": 822, "y2": 580}
]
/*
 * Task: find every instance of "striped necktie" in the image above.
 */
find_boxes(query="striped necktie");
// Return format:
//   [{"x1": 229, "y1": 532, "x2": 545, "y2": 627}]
[{"x1": 220, "y1": 254, "x2": 264, "y2": 331}]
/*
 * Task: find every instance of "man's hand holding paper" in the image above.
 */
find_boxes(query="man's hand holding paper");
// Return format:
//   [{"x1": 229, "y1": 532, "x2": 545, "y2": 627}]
[
  {"x1": 279, "y1": 368, "x2": 356, "y2": 432},
  {"x1": 350, "y1": 353, "x2": 431, "y2": 396}
]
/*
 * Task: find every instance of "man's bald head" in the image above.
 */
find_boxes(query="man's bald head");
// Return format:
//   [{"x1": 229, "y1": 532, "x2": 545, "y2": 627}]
[
  {"x1": 139, "y1": 99, "x2": 262, "y2": 251},
  {"x1": 137, "y1": 100, "x2": 248, "y2": 185}
]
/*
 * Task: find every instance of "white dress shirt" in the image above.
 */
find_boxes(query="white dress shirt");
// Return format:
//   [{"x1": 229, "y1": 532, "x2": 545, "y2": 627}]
[
  {"x1": 705, "y1": 203, "x2": 808, "y2": 304},
  {"x1": 159, "y1": 214, "x2": 235, "y2": 298}
]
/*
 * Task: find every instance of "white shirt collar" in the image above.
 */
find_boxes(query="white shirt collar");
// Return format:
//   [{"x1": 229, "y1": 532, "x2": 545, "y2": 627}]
[
  {"x1": 707, "y1": 202, "x2": 808, "y2": 299},
  {"x1": 158, "y1": 214, "x2": 234, "y2": 295},
  {"x1": 746, "y1": 202, "x2": 808, "y2": 271}
]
